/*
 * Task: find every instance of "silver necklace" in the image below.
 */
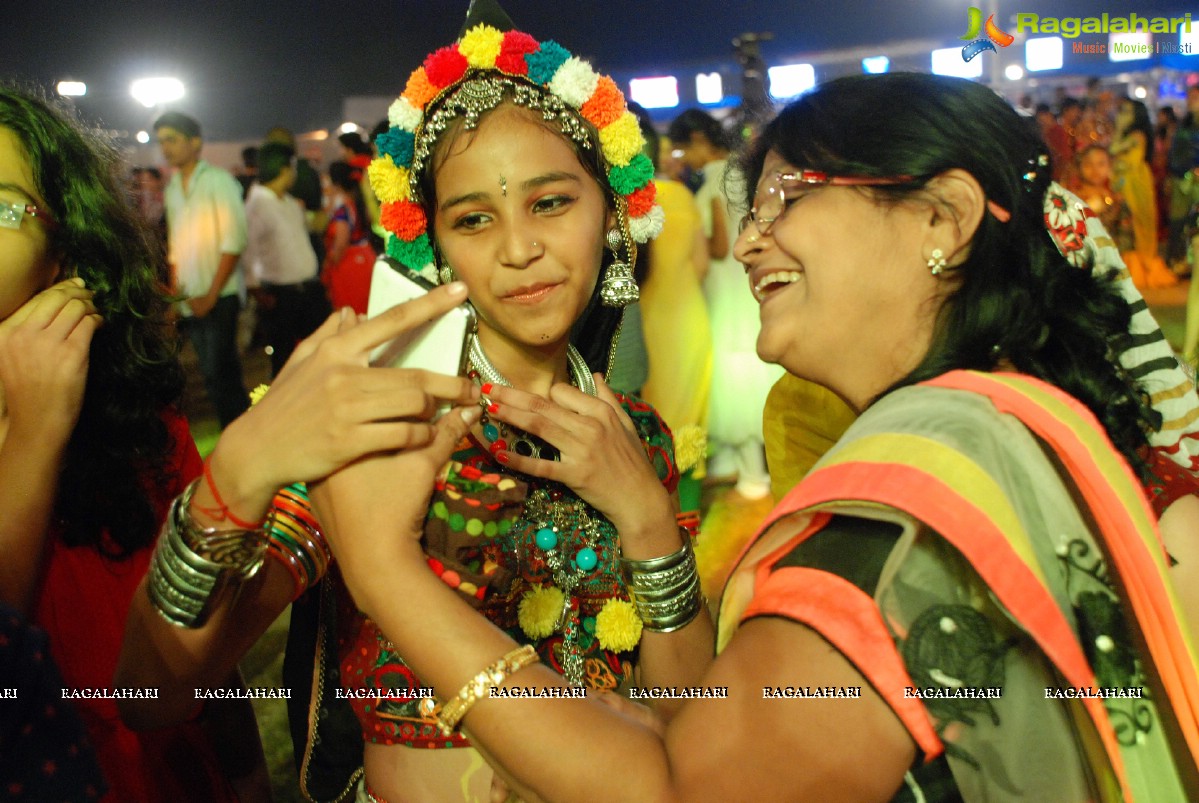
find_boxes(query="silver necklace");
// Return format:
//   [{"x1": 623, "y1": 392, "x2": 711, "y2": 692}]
[{"x1": 468, "y1": 335, "x2": 597, "y2": 397}]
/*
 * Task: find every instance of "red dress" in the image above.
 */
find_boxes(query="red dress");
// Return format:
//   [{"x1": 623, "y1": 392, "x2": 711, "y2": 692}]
[{"x1": 31, "y1": 411, "x2": 238, "y2": 803}]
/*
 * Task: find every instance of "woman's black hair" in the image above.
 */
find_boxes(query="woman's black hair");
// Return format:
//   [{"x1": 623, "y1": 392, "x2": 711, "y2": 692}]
[
  {"x1": 737, "y1": 73, "x2": 1157, "y2": 471},
  {"x1": 0, "y1": 87, "x2": 186, "y2": 556},
  {"x1": 1120, "y1": 97, "x2": 1156, "y2": 164},
  {"x1": 667, "y1": 108, "x2": 736, "y2": 152},
  {"x1": 418, "y1": 79, "x2": 622, "y2": 375}
]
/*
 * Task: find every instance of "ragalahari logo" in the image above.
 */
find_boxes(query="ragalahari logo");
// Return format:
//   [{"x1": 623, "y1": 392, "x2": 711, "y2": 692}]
[{"x1": 960, "y1": 6, "x2": 1015, "y2": 61}]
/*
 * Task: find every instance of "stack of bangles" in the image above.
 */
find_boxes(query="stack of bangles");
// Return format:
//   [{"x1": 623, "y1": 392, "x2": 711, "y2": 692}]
[
  {"x1": 620, "y1": 534, "x2": 704, "y2": 632},
  {"x1": 437, "y1": 644, "x2": 539, "y2": 735},
  {"x1": 147, "y1": 478, "x2": 269, "y2": 628},
  {"x1": 263, "y1": 483, "x2": 332, "y2": 601}
]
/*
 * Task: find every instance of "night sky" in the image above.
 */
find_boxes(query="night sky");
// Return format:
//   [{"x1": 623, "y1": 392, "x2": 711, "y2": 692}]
[{"x1": 5, "y1": 1, "x2": 1198, "y2": 140}]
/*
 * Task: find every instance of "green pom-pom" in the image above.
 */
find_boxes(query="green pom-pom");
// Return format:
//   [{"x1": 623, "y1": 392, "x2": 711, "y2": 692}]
[
  {"x1": 608, "y1": 153, "x2": 654, "y2": 196},
  {"x1": 386, "y1": 233, "x2": 434, "y2": 271}
]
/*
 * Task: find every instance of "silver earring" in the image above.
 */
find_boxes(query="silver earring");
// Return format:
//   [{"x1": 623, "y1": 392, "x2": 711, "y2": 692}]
[
  {"x1": 600, "y1": 226, "x2": 638, "y2": 307},
  {"x1": 927, "y1": 248, "x2": 948, "y2": 276},
  {"x1": 438, "y1": 263, "x2": 456, "y2": 285}
]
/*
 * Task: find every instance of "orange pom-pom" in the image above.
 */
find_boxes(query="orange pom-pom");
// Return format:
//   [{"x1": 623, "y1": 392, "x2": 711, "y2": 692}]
[
  {"x1": 402, "y1": 67, "x2": 438, "y2": 109},
  {"x1": 381, "y1": 200, "x2": 428, "y2": 240},
  {"x1": 625, "y1": 182, "x2": 657, "y2": 218},
  {"x1": 580, "y1": 76, "x2": 625, "y2": 129}
]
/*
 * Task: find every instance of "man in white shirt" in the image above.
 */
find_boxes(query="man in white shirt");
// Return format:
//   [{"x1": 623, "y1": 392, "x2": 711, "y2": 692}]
[
  {"x1": 155, "y1": 112, "x2": 250, "y2": 428},
  {"x1": 244, "y1": 142, "x2": 332, "y2": 376}
]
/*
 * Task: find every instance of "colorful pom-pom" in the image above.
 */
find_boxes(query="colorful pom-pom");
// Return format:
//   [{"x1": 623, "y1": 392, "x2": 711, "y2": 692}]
[
  {"x1": 518, "y1": 585, "x2": 565, "y2": 639},
  {"x1": 629, "y1": 205, "x2": 665, "y2": 243},
  {"x1": 375, "y1": 128, "x2": 415, "y2": 167},
  {"x1": 386, "y1": 232, "x2": 434, "y2": 272},
  {"x1": 248, "y1": 383, "x2": 270, "y2": 407},
  {"x1": 381, "y1": 200, "x2": 427, "y2": 240},
  {"x1": 625, "y1": 182, "x2": 657, "y2": 218},
  {"x1": 598, "y1": 111, "x2": 644, "y2": 167},
  {"x1": 459, "y1": 24, "x2": 505, "y2": 69},
  {"x1": 549, "y1": 57, "x2": 600, "y2": 108},
  {"x1": 580, "y1": 75, "x2": 625, "y2": 129},
  {"x1": 608, "y1": 153, "x2": 654, "y2": 196},
  {"x1": 594, "y1": 598, "x2": 642, "y2": 652},
  {"x1": 672, "y1": 424, "x2": 707, "y2": 474},
  {"x1": 525, "y1": 40, "x2": 571, "y2": 85},
  {"x1": 401, "y1": 67, "x2": 438, "y2": 110},
  {"x1": 388, "y1": 96, "x2": 423, "y2": 132},
  {"x1": 496, "y1": 30, "x2": 538, "y2": 75},
  {"x1": 368, "y1": 156, "x2": 410, "y2": 204},
  {"x1": 424, "y1": 45, "x2": 469, "y2": 89}
]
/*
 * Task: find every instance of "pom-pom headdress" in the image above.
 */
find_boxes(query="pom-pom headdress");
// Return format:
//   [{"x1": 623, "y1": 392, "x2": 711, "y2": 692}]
[{"x1": 369, "y1": 1, "x2": 662, "y2": 286}]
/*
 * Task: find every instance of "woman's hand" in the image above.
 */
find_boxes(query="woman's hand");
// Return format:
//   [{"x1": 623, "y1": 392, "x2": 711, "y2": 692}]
[
  {"x1": 0, "y1": 278, "x2": 101, "y2": 446},
  {"x1": 308, "y1": 404, "x2": 481, "y2": 608},
  {"x1": 480, "y1": 379, "x2": 676, "y2": 542},
  {"x1": 202, "y1": 282, "x2": 479, "y2": 525}
]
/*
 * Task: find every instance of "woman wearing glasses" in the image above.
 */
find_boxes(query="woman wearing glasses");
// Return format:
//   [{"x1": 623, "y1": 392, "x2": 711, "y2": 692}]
[
  {"x1": 314, "y1": 73, "x2": 1199, "y2": 801},
  {"x1": 0, "y1": 88, "x2": 267, "y2": 802}
]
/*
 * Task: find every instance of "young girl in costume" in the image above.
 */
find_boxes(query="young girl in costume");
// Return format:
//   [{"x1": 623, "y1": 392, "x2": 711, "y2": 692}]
[
  {"x1": 312, "y1": 74, "x2": 1199, "y2": 802},
  {"x1": 0, "y1": 87, "x2": 267, "y2": 803},
  {"x1": 117, "y1": 4, "x2": 711, "y2": 801}
]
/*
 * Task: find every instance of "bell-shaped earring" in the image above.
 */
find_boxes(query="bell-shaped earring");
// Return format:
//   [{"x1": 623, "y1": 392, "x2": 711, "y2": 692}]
[{"x1": 600, "y1": 227, "x2": 638, "y2": 307}]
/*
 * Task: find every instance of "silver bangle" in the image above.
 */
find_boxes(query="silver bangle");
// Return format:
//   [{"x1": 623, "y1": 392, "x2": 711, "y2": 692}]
[{"x1": 147, "y1": 480, "x2": 267, "y2": 628}]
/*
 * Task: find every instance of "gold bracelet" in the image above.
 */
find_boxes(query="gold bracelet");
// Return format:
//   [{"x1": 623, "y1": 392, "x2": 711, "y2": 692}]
[{"x1": 437, "y1": 644, "x2": 539, "y2": 735}]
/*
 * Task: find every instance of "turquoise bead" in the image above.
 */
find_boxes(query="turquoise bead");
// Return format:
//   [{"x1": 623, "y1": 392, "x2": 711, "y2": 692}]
[
  {"x1": 575, "y1": 547, "x2": 598, "y2": 571},
  {"x1": 483, "y1": 423, "x2": 500, "y2": 441},
  {"x1": 535, "y1": 527, "x2": 558, "y2": 550}
]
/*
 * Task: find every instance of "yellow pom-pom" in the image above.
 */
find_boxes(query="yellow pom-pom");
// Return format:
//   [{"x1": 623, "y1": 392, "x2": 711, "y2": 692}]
[
  {"x1": 598, "y1": 112, "x2": 644, "y2": 168},
  {"x1": 459, "y1": 24, "x2": 504, "y2": 69},
  {"x1": 368, "y1": 155, "x2": 410, "y2": 204},
  {"x1": 249, "y1": 384, "x2": 271, "y2": 406},
  {"x1": 518, "y1": 585, "x2": 565, "y2": 639},
  {"x1": 594, "y1": 598, "x2": 643, "y2": 652},
  {"x1": 672, "y1": 424, "x2": 707, "y2": 474}
]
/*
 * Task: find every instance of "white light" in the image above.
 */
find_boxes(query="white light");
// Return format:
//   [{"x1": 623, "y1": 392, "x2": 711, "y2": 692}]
[
  {"x1": 695, "y1": 73, "x2": 723, "y2": 105},
  {"x1": 130, "y1": 77, "x2": 185, "y2": 108},
  {"x1": 861, "y1": 56, "x2": 890, "y2": 75},
  {"x1": 338, "y1": 122, "x2": 360, "y2": 134},
  {"x1": 136, "y1": 130, "x2": 150, "y2": 144},
  {"x1": 768, "y1": 64, "x2": 816, "y2": 100},
  {"x1": 1134, "y1": 85, "x2": 1148, "y2": 99},
  {"x1": 931, "y1": 47, "x2": 982, "y2": 78},
  {"x1": 57, "y1": 81, "x2": 86, "y2": 97},
  {"x1": 1025, "y1": 37, "x2": 1063, "y2": 71},
  {"x1": 629, "y1": 76, "x2": 680, "y2": 109},
  {"x1": 1005, "y1": 64, "x2": 1025, "y2": 80},
  {"x1": 1182, "y1": 22, "x2": 1199, "y2": 54},
  {"x1": 1109, "y1": 32, "x2": 1154, "y2": 62}
]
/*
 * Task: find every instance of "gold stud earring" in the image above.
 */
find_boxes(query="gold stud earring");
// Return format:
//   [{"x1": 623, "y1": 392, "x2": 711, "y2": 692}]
[{"x1": 927, "y1": 248, "x2": 948, "y2": 276}]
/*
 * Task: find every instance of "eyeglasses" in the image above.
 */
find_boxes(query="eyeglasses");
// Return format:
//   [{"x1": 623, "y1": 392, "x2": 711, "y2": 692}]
[
  {"x1": 739, "y1": 169, "x2": 915, "y2": 237},
  {"x1": 0, "y1": 200, "x2": 56, "y2": 231}
]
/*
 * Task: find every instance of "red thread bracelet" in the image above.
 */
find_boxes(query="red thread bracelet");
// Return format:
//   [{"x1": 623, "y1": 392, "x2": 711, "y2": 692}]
[{"x1": 191, "y1": 456, "x2": 265, "y2": 529}]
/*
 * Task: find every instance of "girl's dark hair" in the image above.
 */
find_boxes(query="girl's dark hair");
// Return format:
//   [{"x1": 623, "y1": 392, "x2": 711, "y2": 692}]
[
  {"x1": 1, "y1": 87, "x2": 186, "y2": 556},
  {"x1": 1121, "y1": 98, "x2": 1156, "y2": 164},
  {"x1": 419, "y1": 81, "x2": 621, "y2": 374},
  {"x1": 738, "y1": 73, "x2": 1157, "y2": 470}
]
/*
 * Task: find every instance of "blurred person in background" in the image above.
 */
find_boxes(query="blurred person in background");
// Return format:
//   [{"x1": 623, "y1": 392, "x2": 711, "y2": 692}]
[
  {"x1": 321, "y1": 160, "x2": 376, "y2": 315},
  {"x1": 1111, "y1": 97, "x2": 1176, "y2": 289}
]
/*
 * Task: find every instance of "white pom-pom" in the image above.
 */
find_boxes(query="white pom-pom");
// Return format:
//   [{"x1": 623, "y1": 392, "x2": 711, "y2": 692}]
[
  {"x1": 549, "y1": 57, "x2": 599, "y2": 108},
  {"x1": 388, "y1": 97, "x2": 422, "y2": 132},
  {"x1": 629, "y1": 205, "x2": 665, "y2": 243}
]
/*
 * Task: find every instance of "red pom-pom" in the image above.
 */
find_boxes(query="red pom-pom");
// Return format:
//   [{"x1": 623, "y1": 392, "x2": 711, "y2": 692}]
[
  {"x1": 381, "y1": 200, "x2": 428, "y2": 240},
  {"x1": 580, "y1": 76, "x2": 625, "y2": 128},
  {"x1": 625, "y1": 182, "x2": 657, "y2": 218},
  {"x1": 424, "y1": 45, "x2": 469, "y2": 88},
  {"x1": 496, "y1": 30, "x2": 538, "y2": 75}
]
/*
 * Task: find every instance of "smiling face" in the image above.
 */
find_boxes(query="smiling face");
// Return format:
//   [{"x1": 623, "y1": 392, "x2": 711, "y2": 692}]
[
  {"x1": 0, "y1": 127, "x2": 59, "y2": 321},
  {"x1": 431, "y1": 105, "x2": 610, "y2": 369},
  {"x1": 733, "y1": 150, "x2": 946, "y2": 411}
]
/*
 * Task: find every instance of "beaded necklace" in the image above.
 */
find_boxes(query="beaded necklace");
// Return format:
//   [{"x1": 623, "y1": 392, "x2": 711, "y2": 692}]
[{"x1": 468, "y1": 335, "x2": 637, "y2": 686}]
